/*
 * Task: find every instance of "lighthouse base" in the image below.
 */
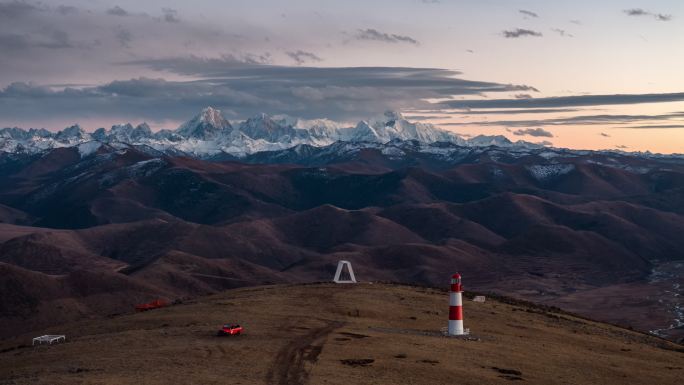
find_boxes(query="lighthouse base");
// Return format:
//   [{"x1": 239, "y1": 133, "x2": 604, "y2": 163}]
[
  {"x1": 442, "y1": 326, "x2": 471, "y2": 337},
  {"x1": 448, "y1": 320, "x2": 465, "y2": 336}
]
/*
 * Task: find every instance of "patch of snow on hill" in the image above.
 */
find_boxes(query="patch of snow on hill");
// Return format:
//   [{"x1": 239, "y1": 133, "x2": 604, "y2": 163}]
[
  {"x1": 586, "y1": 159, "x2": 652, "y2": 174},
  {"x1": 490, "y1": 166, "x2": 505, "y2": 178},
  {"x1": 538, "y1": 151, "x2": 561, "y2": 159},
  {"x1": 526, "y1": 164, "x2": 575, "y2": 180},
  {"x1": 126, "y1": 158, "x2": 166, "y2": 177},
  {"x1": 381, "y1": 146, "x2": 406, "y2": 157},
  {"x1": 77, "y1": 142, "x2": 102, "y2": 158}
]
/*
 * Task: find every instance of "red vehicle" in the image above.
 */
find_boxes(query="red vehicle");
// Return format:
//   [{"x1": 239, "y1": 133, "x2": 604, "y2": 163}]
[
  {"x1": 217, "y1": 324, "x2": 243, "y2": 336},
  {"x1": 135, "y1": 299, "x2": 168, "y2": 312}
]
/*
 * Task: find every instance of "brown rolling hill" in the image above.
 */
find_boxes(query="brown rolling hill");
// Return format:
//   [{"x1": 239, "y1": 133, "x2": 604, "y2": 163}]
[
  {"x1": 0, "y1": 283, "x2": 682, "y2": 385},
  {"x1": 0, "y1": 145, "x2": 683, "y2": 342}
]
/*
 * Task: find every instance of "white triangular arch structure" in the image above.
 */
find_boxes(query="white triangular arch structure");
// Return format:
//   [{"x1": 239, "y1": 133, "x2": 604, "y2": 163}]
[{"x1": 333, "y1": 260, "x2": 357, "y2": 283}]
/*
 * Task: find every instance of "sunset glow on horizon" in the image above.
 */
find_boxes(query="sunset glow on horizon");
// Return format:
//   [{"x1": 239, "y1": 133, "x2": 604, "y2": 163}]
[{"x1": 1, "y1": 0, "x2": 682, "y2": 153}]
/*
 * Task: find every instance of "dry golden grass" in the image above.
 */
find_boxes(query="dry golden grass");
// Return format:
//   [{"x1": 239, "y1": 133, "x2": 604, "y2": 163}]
[{"x1": 1, "y1": 283, "x2": 682, "y2": 385}]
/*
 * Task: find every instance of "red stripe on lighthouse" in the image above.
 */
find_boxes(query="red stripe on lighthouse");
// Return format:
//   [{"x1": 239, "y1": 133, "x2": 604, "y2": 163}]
[{"x1": 449, "y1": 306, "x2": 463, "y2": 320}]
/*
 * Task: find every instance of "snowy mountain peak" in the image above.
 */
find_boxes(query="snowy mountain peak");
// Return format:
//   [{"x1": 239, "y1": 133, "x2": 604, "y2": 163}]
[
  {"x1": 239, "y1": 113, "x2": 298, "y2": 142},
  {"x1": 90, "y1": 123, "x2": 154, "y2": 142},
  {"x1": 246, "y1": 112, "x2": 275, "y2": 123},
  {"x1": 136, "y1": 123, "x2": 152, "y2": 132},
  {"x1": 468, "y1": 135, "x2": 514, "y2": 147},
  {"x1": 113, "y1": 123, "x2": 134, "y2": 130},
  {"x1": 0, "y1": 127, "x2": 30, "y2": 140},
  {"x1": 198, "y1": 107, "x2": 225, "y2": 125},
  {"x1": 119, "y1": 123, "x2": 152, "y2": 140},
  {"x1": 56, "y1": 124, "x2": 87, "y2": 141},
  {"x1": 110, "y1": 123, "x2": 135, "y2": 136},
  {"x1": 7, "y1": 127, "x2": 53, "y2": 140},
  {"x1": 177, "y1": 106, "x2": 232, "y2": 140}
]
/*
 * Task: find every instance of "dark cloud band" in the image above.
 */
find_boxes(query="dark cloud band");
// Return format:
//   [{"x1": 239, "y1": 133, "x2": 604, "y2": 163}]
[
  {"x1": 439, "y1": 93, "x2": 684, "y2": 109},
  {"x1": 440, "y1": 112, "x2": 684, "y2": 128},
  {"x1": 0, "y1": 57, "x2": 537, "y2": 123}
]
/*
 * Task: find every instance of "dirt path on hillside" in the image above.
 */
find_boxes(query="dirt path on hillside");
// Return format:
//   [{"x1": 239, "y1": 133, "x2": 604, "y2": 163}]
[{"x1": 266, "y1": 320, "x2": 345, "y2": 385}]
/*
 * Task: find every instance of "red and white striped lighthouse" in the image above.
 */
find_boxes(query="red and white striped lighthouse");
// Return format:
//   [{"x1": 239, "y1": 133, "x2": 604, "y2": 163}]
[{"x1": 448, "y1": 273, "x2": 464, "y2": 336}]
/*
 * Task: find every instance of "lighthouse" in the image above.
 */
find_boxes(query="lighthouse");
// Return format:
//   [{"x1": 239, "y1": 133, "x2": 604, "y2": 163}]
[{"x1": 448, "y1": 273, "x2": 465, "y2": 336}]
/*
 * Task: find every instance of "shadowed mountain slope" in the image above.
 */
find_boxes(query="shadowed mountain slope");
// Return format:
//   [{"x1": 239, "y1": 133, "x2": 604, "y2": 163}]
[{"x1": 0, "y1": 143, "x2": 683, "y2": 341}]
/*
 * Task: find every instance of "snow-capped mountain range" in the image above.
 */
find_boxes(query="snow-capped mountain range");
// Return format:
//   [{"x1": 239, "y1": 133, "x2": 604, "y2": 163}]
[{"x1": 0, "y1": 107, "x2": 555, "y2": 158}]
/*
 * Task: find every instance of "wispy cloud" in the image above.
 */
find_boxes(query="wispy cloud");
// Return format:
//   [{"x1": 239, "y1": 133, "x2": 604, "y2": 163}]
[
  {"x1": 440, "y1": 112, "x2": 684, "y2": 128},
  {"x1": 439, "y1": 94, "x2": 684, "y2": 109},
  {"x1": 162, "y1": 8, "x2": 180, "y2": 23},
  {"x1": 0, "y1": 1, "x2": 253, "y2": 86},
  {"x1": 353, "y1": 28, "x2": 419, "y2": 45},
  {"x1": 114, "y1": 27, "x2": 132, "y2": 48},
  {"x1": 625, "y1": 8, "x2": 649, "y2": 16},
  {"x1": 655, "y1": 14, "x2": 673, "y2": 21},
  {"x1": 514, "y1": 94, "x2": 533, "y2": 99},
  {"x1": 519, "y1": 10, "x2": 539, "y2": 18},
  {"x1": 512, "y1": 128, "x2": 554, "y2": 137},
  {"x1": 402, "y1": 114, "x2": 445, "y2": 120},
  {"x1": 56, "y1": 5, "x2": 77, "y2": 15},
  {"x1": 627, "y1": 124, "x2": 684, "y2": 129},
  {"x1": 503, "y1": 28, "x2": 542, "y2": 38},
  {"x1": 551, "y1": 28, "x2": 573, "y2": 37},
  {"x1": 623, "y1": 8, "x2": 673, "y2": 21},
  {"x1": 451, "y1": 108, "x2": 578, "y2": 115},
  {"x1": 0, "y1": 29, "x2": 80, "y2": 51},
  {"x1": 286, "y1": 50, "x2": 322, "y2": 65},
  {"x1": 0, "y1": 1, "x2": 42, "y2": 19},
  {"x1": 106, "y1": 6, "x2": 129, "y2": 17}
]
